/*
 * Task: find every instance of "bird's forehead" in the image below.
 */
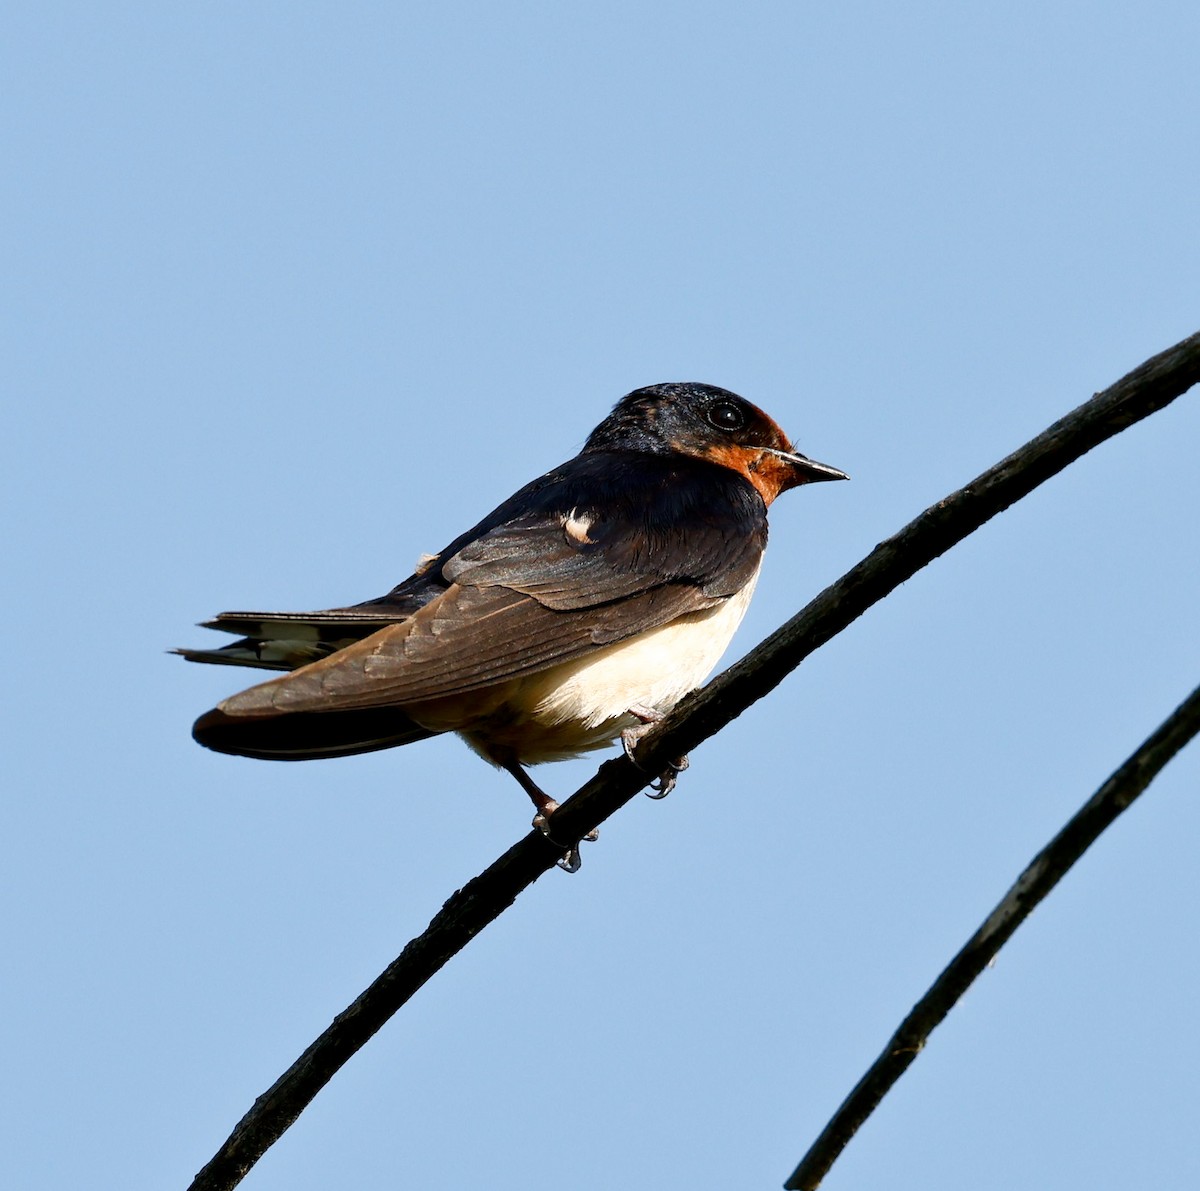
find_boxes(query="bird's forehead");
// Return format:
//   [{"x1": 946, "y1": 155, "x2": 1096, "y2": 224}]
[
  {"x1": 664, "y1": 395, "x2": 796, "y2": 451},
  {"x1": 638, "y1": 384, "x2": 783, "y2": 423},
  {"x1": 584, "y1": 382, "x2": 797, "y2": 459},
  {"x1": 747, "y1": 405, "x2": 795, "y2": 450}
]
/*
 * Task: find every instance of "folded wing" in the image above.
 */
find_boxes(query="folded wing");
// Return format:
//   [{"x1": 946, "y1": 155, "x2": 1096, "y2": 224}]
[{"x1": 189, "y1": 451, "x2": 767, "y2": 759}]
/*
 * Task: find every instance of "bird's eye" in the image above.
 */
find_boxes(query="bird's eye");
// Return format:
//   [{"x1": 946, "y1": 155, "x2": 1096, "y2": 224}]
[{"x1": 706, "y1": 401, "x2": 746, "y2": 432}]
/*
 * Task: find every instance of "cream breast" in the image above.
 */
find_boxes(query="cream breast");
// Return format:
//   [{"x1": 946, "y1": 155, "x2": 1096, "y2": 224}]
[{"x1": 454, "y1": 561, "x2": 762, "y2": 765}]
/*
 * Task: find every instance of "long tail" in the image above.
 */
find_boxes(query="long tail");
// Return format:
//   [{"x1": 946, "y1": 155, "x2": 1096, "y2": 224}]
[
  {"x1": 181, "y1": 597, "x2": 440, "y2": 759},
  {"x1": 174, "y1": 606, "x2": 419, "y2": 672},
  {"x1": 193, "y1": 704, "x2": 437, "y2": 760}
]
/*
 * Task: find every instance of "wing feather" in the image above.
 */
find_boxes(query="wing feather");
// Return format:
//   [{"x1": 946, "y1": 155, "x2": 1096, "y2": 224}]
[
  {"x1": 199, "y1": 451, "x2": 769, "y2": 730},
  {"x1": 220, "y1": 581, "x2": 720, "y2": 717}
]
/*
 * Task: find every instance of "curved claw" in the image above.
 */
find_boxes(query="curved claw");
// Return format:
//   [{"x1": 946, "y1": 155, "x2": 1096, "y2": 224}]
[
  {"x1": 645, "y1": 777, "x2": 673, "y2": 800},
  {"x1": 622, "y1": 714, "x2": 690, "y2": 800},
  {"x1": 533, "y1": 813, "x2": 600, "y2": 874},
  {"x1": 646, "y1": 754, "x2": 690, "y2": 799}
]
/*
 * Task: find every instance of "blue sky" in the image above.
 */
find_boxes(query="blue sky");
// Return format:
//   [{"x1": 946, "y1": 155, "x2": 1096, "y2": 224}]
[{"x1": 4, "y1": 5, "x2": 1199, "y2": 1189}]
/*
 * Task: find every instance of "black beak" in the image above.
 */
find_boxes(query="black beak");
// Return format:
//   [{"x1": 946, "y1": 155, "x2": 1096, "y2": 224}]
[{"x1": 769, "y1": 448, "x2": 849, "y2": 484}]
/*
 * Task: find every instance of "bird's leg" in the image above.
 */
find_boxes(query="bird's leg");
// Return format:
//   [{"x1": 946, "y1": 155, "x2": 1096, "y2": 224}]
[
  {"x1": 499, "y1": 757, "x2": 598, "y2": 874},
  {"x1": 621, "y1": 705, "x2": 690, "y2": 799},
  {"x1": 500, "y1": 756, "x2": 559, "y2": 820}
]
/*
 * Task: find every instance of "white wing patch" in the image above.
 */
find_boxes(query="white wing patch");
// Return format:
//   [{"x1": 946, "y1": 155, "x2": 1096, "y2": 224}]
[{"x1": 562, "y1": 509, "x2": 595, "y2": 545}]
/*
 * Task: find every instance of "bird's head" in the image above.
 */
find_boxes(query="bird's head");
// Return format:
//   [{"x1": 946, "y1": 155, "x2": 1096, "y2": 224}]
[{"x1": 583, "y1": 382, "x2": 848, "y2": 505}]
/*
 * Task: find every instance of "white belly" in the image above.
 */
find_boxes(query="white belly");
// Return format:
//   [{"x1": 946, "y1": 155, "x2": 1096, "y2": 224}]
[{"x1": 459, "y1": 563, "x2": 761, "y2": 764}]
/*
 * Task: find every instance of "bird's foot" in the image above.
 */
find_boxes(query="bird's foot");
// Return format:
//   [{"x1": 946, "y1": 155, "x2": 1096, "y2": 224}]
[
  {"x1": 621, "y1": 707, "x2": 689, "y2": 799},
  {"x1": 647, "y1": 753, "x2": 689, "y2": 799},
  {"x1": 502, "y1": 759, "x2": 598, "y2": 873},
  {"x1": 532, "y1": 803, "x2": 599, "y2": 874}
]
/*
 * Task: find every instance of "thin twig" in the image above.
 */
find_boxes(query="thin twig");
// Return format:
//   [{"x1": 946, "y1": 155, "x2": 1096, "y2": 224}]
[
  {"x1": 784, "y1": 680, "x2": 1200, "y2": 1190},
  {"x1": 187, "y1": 330, "x2": 1200, "y2": 1191}
]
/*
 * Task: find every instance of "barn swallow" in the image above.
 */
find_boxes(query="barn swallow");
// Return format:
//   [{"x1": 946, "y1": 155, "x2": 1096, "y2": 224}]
[{"x1": 179, "y1": 382, "x2": 846, "y2": 869}]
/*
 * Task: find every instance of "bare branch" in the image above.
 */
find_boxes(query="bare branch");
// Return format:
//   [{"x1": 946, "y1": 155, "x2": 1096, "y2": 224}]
[
  {"x1": 187, "y1": 330, "x2": 1200, "y2": 1191},
  {"x1": 784, "y1": 680, "x2": 1200, "y2": 1190}
]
